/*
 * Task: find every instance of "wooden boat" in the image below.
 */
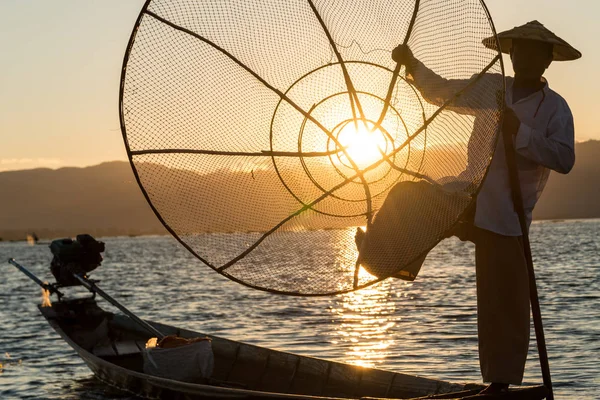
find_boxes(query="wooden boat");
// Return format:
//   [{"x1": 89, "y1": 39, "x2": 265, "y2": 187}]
[{"x1": 39, "y1": 296, "x2": 548, "y2": 400}]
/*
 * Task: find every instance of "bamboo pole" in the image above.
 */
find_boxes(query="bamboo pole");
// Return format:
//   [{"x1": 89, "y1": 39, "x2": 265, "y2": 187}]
[
  {"x1": 72, "y1": 274, "x2": 165, "y2": 339},
  {"x1": 373, "y1": 0, "x2": 421, "y2": 132},
  {"x1": 501, "y1": 129, "x2": 554, "y2": 399}
]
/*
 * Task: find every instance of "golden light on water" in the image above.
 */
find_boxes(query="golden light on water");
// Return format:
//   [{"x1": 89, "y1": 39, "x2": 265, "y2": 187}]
[
  {"x1": 324, "y1": 227, "x2": 398, "y2": 368},
  {"x1": 330, "y1": 279, "x2": 398, "y2": 368}
]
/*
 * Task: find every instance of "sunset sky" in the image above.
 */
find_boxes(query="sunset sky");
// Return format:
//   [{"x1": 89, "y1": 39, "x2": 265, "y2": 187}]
[{"x1": 1, "y1": 0, "x2": 598, "y2": 172}]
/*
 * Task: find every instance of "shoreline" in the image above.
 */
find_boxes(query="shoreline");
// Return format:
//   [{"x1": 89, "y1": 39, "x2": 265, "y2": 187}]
[{"x1": 1, "y1": 217, "x2": 598, "y2": 242}]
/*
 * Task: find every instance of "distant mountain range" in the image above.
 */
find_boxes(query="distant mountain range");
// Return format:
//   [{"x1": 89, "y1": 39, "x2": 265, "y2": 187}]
[
  {"x1": 1, "y1": 140, "x2": 598, "y2": 241},
  {"x1": 531, "y1": 140, "x2": 600, "y2": 220}
]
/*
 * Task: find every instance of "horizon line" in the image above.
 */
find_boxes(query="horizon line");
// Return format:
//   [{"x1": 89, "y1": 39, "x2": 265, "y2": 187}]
[{"x1": 1, "y1": 138, "x2": 598, "y2": 173}]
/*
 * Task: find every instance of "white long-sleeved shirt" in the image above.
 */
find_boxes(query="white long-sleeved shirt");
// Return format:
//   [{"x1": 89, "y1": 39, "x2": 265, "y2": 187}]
[
  {"x1": 407, "y1": 62, "x2": 575, "y2": 236},
  {"x1": 476, "y1": 77, "x2": 575, "y2": 235}
]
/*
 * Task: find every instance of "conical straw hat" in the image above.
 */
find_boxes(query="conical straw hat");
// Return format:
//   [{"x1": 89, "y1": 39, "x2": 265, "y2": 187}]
[{"x1": 483, "y1": 20, "x2": 581, "y2": 61}]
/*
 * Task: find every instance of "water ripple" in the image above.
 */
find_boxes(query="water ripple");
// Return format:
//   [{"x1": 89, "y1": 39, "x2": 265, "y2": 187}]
[{"x1": 0, "y1": 220, "x2": 598, "y2": 398}]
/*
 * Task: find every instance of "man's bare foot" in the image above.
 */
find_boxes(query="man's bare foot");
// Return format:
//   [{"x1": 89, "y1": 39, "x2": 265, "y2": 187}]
[{"x1": 479, "y1": 382, "x2": 509, "y2": 394}]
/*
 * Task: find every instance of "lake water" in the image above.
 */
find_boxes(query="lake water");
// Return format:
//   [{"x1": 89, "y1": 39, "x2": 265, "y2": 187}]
[{"x1": 1, "y1": 219, "x2": 598, "y2": 399}]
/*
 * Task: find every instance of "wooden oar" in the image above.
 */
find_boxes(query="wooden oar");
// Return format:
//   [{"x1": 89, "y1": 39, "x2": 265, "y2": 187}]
[
  {"x1": 70, "y1": 273, "x2": 164, "y2": 339},
  {"x1": 8, "y1": 258, "x2": 63, "y2": 298},
  {"x1": 8, "y1": 258, "x2": 164, "y2": 340}
]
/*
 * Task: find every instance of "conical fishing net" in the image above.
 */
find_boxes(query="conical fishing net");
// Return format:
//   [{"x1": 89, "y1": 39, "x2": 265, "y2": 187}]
[{"x1": 120, "y1": 0, "x2": 505, "y2": 295}]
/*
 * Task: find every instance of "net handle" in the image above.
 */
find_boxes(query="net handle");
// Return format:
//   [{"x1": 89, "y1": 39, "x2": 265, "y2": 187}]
[{"x1": 372, "y1": 0, "x2": 421, "y2": 132}]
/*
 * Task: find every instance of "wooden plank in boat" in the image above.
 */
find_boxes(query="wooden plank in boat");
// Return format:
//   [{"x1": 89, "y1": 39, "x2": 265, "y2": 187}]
[
  {"x1": 289, "y1": 357, "x2": 329, "y2": 396},
  {"x1": 114, "y1": 341, "x2": 141, "y2": 355},
  {"x1": 387, "y1": 372, "x2": 459, "y2": 399},
  {"x1": 92, "y1": 344, "x2": 117, "y2": 357},
  {"x1": 355, "y1": 368, "x2": 397, "y2": 398},
  {"x1": 394, "y1": 385, "x2": 549, "y2": 400},
  {"x1": 135, "y1": 340, "x2": 146, "y2": 351},
  {"x1": 112, "y1": 314, "x2": 177, "y2": 338},
  {"x1": 211, "y1": 339, "x2": 240, "y2": 381},
  {"x1": 255, "y1": 351, "x2": 299, "y2": 393},
  {"x1": 227, "y1": 344, "x2": 270, "y2": 390},
  {"x1": 322, "y1": 362, "x2": 362, "y2": 398}
]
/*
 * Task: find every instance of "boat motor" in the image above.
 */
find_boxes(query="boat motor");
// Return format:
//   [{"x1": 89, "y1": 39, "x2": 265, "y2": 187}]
[
  {"x1": 49, "y1": 234, "x2": 105, "y2": 287},
  {"x1": 9, "y1": 235, "x2": 164, "y2": 339}
]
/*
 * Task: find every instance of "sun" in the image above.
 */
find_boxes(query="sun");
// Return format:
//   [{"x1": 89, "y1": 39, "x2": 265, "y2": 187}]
[{"x1": 335, "y1": 121, "x2": 389, "y2": 170}]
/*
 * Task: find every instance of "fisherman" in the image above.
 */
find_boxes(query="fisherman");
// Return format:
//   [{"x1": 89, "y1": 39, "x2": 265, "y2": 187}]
[{"x1": 392, "y1": 21, "x2": 580, "y2": 393}]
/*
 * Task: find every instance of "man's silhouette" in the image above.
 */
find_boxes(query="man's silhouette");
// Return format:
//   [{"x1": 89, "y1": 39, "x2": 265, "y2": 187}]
[{"x1": 392, "y1": 20, "x2": 580, "y2": 393}]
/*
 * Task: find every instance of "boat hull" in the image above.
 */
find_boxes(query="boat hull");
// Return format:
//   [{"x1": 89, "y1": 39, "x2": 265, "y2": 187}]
[{"x1": 38, "y1": 298, "x2": 545, "y2": 399}]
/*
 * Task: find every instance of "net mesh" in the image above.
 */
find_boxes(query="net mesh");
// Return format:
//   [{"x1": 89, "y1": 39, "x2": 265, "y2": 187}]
[{"x1": 121, "y1": 0, "x2": 504, "y2": 295}]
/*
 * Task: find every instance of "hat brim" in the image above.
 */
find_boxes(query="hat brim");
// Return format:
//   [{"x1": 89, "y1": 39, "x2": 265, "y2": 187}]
[{"x1": 483, "y1": 34, "x2": 581, "y2": 62}]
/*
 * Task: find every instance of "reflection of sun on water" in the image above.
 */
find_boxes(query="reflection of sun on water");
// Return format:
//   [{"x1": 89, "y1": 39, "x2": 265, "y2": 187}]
[
  {"x1": 330, "y1": 277, "x2": 398, "y2": 368},
  {"x1": 336, "y1": 122, "x2": 388, "y2": 170},
  {"x1": 328, "y1": 228, "x2": 397, "y2": 368},
  {"x1": 333, "y1": 227, "x2": 375, "y2": 288}
]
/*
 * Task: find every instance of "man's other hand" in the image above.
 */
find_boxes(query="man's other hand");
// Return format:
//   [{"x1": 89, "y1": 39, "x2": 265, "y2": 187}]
[
  {"x1": 392, "y1": 44, "x2": 413, "y2": 64},
  {"x1": 503, "y1": 107, "x2": 521, "y2": 137}
]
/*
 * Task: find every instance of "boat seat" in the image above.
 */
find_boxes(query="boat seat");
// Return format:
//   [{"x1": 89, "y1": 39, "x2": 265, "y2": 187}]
[
  {"x1": 93, "y1": 341, "x2": 142, "y2": 357},
  {"x1": 114, "y1": 341, "x2": 142, "y2": 356},
  {"x1": 92, "y1": 344, "x2": 117, "y2": 357}
]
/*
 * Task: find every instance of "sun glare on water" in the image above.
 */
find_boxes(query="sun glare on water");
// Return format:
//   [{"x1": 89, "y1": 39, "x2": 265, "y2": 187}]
[{"x1": 335, "y1": 122, "x2": 389, "y2": 170}]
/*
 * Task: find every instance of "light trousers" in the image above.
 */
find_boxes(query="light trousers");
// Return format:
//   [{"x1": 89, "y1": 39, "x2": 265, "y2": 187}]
[{"x1": 474, "y1": 227, "x2": 530, "y2": 385}]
